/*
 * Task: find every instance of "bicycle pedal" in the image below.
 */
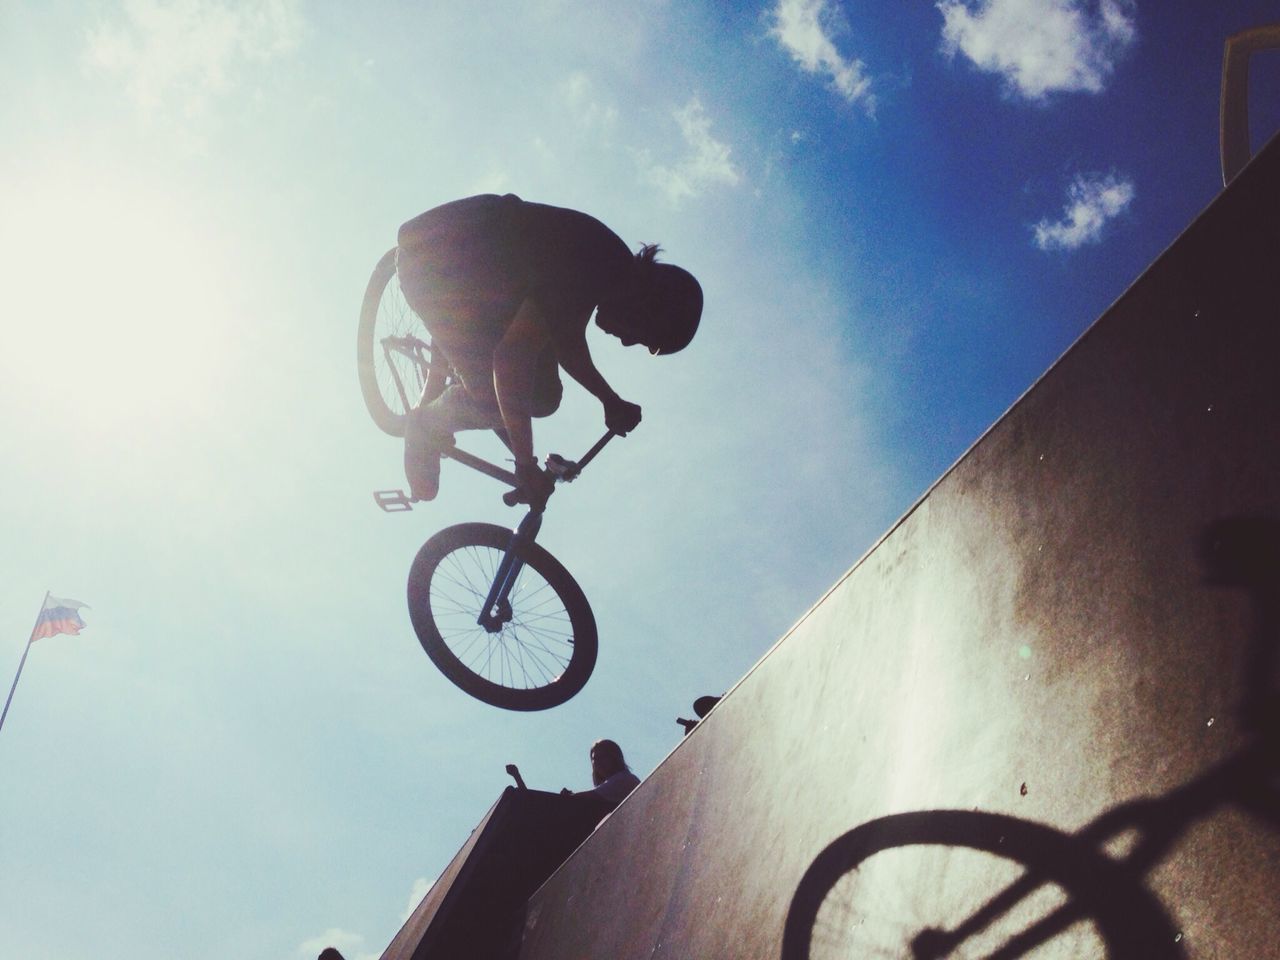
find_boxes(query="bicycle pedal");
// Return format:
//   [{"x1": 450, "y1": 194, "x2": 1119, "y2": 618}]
[{"x1": 374, "y1": 489, "x2": 415, "y2": 512}]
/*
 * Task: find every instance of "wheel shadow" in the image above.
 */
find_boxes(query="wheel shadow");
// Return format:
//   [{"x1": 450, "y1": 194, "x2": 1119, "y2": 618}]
[{"x1": 781, "y1": 516, "x2": 1280, "y2": 959}]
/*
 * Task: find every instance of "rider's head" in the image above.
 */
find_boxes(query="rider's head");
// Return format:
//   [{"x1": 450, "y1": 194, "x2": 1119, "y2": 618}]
[{"x1": 596, "y1": 245, "x2": 702, "y2": 355}]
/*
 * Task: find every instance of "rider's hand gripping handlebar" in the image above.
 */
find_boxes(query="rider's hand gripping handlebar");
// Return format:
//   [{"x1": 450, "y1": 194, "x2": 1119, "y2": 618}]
[{"x1": 501, "y1": 430, "x2": 616, "y2": 508}]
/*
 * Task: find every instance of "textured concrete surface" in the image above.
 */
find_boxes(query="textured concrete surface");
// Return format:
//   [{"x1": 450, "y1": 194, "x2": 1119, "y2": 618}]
[{"x1": 517, "y1": 136, "x2": 1280, "y2": 959}]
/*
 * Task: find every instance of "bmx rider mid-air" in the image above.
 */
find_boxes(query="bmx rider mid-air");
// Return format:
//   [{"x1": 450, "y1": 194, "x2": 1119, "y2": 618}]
[{"x1": 394, "y1": 193, "x2": 703, "y2": 507}]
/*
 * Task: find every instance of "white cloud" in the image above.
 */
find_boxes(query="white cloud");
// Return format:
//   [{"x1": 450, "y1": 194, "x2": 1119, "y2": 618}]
[
  {"x1": 1033, "y1": 172, "x2": 1134, "y2": 250},
  {"x1": 465, "y1": 169, "x2": 515, "y2": 195},
  {"x1": 401, "y1": 876, "x2": 432, "y2": 922},
  {"x1": 938, "y1": 0, "x2": 1136, "y2": 100},
  {"x1": 84, "y1": 0, "x2": 304, "y2": 117},
  {"x1": 639, "y1": 97, "x2": 743, "y2": 206},
  {"x1": 769, "y1": 0, "x2": 876, "y2": 115},
  {"x1": 560, "y1": 71, "x2": 619, "y2": 130}
]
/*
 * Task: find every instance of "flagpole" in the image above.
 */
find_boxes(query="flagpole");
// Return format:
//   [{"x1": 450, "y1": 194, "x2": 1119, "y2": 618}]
[{"x1": 0, "y1": 591, "x2": 49, "y2": 736}]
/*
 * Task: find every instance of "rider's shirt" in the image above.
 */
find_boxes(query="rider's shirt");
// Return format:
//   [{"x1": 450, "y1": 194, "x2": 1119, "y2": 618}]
[
  {"x1": 593, "y1": 769, "x2": 641, "y2": 808},
  {"x1": 396, "y1": 193, "x2": 632, "y2": 349}
]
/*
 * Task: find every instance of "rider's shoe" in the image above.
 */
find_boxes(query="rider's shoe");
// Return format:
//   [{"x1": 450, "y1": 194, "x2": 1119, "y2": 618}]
[
  {"x1": 405, "y1": 450, "x2": 440, "y2": 501},
  {"x1": 404, "y1": 408, "x2": 443, "y2": 501}
]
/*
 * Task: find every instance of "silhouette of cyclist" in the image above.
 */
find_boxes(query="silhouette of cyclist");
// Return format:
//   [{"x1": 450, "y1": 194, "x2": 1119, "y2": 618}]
[{"x1": 395, "y1": 194, "x2": 702, "y2": 506}]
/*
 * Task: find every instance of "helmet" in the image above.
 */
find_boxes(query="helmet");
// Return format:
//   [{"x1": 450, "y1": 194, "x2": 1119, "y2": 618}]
[{"x1": 647, "y1": 263, "x2": 703, "y2": 355}]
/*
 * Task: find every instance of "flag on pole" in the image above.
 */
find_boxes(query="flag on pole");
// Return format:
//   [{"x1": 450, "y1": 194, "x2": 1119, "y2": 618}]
[
  {"x1": 31, "y1": 595, "x2": 89, "y2": 641},
  {"x1": 2, "y1": 593, "x2": 92, "y2": 735}
]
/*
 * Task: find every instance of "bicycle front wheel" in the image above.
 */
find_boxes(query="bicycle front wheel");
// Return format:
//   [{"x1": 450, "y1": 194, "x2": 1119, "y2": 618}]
[
  {"x1": 357, "y1": 247, "x2": 429, "y2": 437},
  {"x1": 408, "y1": 522, "x2": 598, "y2": 711}
]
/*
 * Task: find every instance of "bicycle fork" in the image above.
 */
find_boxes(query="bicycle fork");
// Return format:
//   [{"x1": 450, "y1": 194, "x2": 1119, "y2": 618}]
[{"x1": 478, "y1": 510, "x2": 543, "y2": 632}]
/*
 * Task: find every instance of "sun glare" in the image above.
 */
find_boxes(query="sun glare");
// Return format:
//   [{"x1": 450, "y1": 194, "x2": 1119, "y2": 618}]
[{"x1": 0, "y1": 171, "x2": 239, "y2": 437}]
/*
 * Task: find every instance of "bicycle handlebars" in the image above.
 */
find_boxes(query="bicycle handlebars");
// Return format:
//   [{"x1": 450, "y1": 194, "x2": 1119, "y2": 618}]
[{"x1": 500, "y1": 430, "x2": 616, "y2": 507}]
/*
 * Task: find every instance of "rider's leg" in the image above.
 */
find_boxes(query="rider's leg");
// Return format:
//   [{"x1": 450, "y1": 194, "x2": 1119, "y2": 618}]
[
  {"x1": 404, "y1": 384, "x2": 504, "y2": 500},
  {"x1": 395, "y1": 232, "x2": 524, "y2": 500}
]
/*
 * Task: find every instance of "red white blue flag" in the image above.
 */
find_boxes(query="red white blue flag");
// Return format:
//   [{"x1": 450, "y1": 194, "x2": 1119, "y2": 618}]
[{"x1": 31, "y1": 596, "x2": 89, "y2": 641}]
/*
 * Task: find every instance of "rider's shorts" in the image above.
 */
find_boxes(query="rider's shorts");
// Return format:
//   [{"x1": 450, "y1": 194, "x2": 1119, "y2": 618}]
[
  {"x1": 396, "y1": 193, "x2": 561, "y2": 417},
  {"x1": 396, "y1": 193, "x2": 525, "y2": 337}
]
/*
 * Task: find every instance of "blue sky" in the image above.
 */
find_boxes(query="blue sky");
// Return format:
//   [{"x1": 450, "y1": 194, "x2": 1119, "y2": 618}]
[{"x1": 1, "y1": 2, "x2": 1277, "y2": 958}]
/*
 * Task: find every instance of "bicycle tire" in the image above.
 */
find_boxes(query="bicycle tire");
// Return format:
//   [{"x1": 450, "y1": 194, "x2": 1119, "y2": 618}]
[
  {"x1": 408, "y1": 522, "x2": 598, "y2": 711},
  {"x1": 782, "y1": 810, "x2": 1182, "y2": 960},
  {"x1": 357, "y1": 247, "x2": 429, "y2": 437}
]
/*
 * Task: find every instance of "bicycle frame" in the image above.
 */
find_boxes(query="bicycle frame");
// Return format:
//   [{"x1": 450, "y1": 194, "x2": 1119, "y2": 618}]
[
  {"x1": 377, "y1": 429, "x2": 616, "y2": 630},
  {"x1": 474, "y1": 430, "x2": 615, "y2": 631},
  {"x1": 379, "y1": 334, "x2": 432, "y2": 419},
  {"x1": 477, "y1": 509, "x2": 544, "y2": 632}
]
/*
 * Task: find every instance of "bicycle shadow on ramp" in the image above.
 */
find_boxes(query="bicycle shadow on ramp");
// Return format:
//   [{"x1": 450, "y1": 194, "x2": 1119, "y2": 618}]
[{"x1": 780, "y1": 516, "x2": 1280, "y2": 960}]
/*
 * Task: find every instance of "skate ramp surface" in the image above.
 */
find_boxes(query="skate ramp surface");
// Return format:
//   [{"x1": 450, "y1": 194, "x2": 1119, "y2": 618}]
[{"x1": 517, "y1": 136, "x2": 1280, "y2": 959}]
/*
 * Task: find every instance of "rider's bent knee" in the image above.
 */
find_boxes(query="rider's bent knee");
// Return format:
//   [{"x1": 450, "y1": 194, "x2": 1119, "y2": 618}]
[
  {"x1": 407, "y1": 403, "x2": 450, "y2": 445},
  {"x1": 531, "y1": 379, "x2": 563, "y2": 419}
]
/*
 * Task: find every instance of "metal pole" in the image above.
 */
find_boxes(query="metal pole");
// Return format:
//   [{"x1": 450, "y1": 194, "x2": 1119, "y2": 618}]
[{"x1": 0, "y1": 591, "x2": 49, "y2": 736}]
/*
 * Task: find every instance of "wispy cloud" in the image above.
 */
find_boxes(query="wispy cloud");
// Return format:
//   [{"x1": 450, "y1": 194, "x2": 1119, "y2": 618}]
[
  {"x1": 84, "y1": 0, "x2": 304, "y2": 117},
  {"x1": 768, "y1": 0, "x2": 876, "y2": 115},
  {"x1": 559, "y1": 71, "x2": 619, "y2": 131},
  {"x1": 401, "y1": 876, "x2": 432, "y2": 922},
  {"x1": 1033, "y1": 172, "x2": 1134, "y2": 250},
  {"x1": 639, "y1": 97, "x2": 743, "y2": 206},
  {"x1": 938, "y1": 0, "x2": 1136, "y2": 100}
]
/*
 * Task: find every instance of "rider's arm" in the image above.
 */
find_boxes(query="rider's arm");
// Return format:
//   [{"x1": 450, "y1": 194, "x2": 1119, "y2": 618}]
[{"x1": 555, "y1": 328, "x2": 642, "y2": 435}]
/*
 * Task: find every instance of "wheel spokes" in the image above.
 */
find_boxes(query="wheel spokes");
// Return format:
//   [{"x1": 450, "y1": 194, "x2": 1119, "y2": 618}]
[{"x1": 429, "y1": 545, "x2": 577, "y2": 691}]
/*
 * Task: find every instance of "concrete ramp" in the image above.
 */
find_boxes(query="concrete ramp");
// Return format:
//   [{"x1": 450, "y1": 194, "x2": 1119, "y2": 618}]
[
  {"x1": 517, "y1": 136, "x2": 1280, "y2": 959},
  {"x1": 381, "y1": 788, "x2": 604, "y2": 960}
]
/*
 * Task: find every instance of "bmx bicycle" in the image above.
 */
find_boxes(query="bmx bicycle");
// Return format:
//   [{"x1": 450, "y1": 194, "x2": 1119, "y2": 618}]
[{"x1": 359, "y1": 247, "x2": 609, "y2": 711}]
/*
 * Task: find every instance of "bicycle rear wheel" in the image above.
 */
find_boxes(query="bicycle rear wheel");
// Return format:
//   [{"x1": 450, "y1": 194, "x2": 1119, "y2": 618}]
[
  {"x1": 408, "y1": 522, "x2": 598, "y2": 711},
  {"x1": 357, "y1": 247, "x2": 431, "y2": 437}
]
